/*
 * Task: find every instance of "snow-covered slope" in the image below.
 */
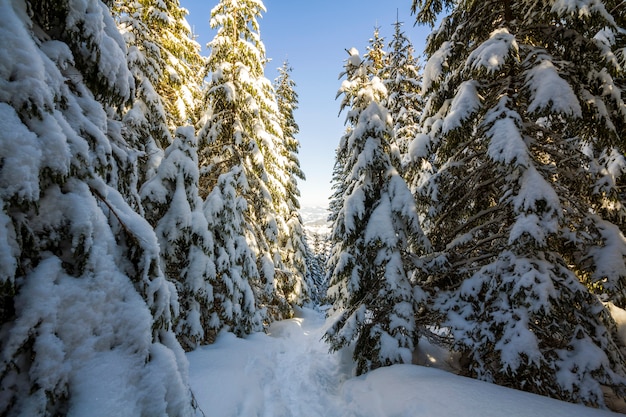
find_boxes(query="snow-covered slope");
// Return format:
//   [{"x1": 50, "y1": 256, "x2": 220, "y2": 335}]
[
  {"x1": 187, "y1": 307, "x2": 621, "y2": 417},
  {"x1": 300, "y1": 205, "x2": 331, "y2": 236}
]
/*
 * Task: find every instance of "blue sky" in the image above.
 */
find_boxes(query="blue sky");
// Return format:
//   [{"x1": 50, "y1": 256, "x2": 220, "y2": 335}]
[{"x1": 181, "y1": 0, "x2": 432, "y2": 207}]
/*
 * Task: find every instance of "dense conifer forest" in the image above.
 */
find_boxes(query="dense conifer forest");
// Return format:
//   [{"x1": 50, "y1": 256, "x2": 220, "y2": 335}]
[{"x1": 1, "y1": 0, "x2": 626, "y2": 415}]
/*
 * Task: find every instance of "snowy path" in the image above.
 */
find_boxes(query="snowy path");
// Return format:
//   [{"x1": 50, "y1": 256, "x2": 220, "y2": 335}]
[
  {"x1": 187, "y1": 307, "x2": 622, "y2": 417},
  {"x1": 187, "y1": 307, "x2": 349, "y2": 417}
]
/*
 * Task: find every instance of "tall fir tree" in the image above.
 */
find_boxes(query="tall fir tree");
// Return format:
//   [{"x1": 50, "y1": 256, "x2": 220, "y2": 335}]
[
  {"x1": 273, "y1": 61, "x2": 312, "y2": 305},
  {"x1": 112, "y1": 0, "x2": 204, "y2": 187},
  {"x1": 304, "y1": 227, "x2": 332, "y2": 305},
  {"x1": 115, "y1": 0, "x2": 204, "y2": 132},
  {"x1": 0, "y1": 1, "x2": 193, "y2": 415},
  {"x1": 364, "y1": 26, "x2": 387, "y2": 81},
  {"x1": 140, "y1": 127, "x2": 217, "y2": 350},
  {"x1": 112, "y1": 0, "x2": 172, "y2": 203},
  {"x1": 151, "y1": 0, "x2": 205, "y2": 130},
  {"x1": 203, "y1": 166, "x2": 264, "y2": 338},
  {"x1": 411, "y1": 0, "x2": 626, "y2": 407},
  {"x1": 198, "y1": 0, "x2": 292, "y2": 322},
  {"x1": 325, "y1": 48, "x2": 430, "y2": 375},
  {"x1": 384, "y1": 19, "x2": 423, "y2": 170}
]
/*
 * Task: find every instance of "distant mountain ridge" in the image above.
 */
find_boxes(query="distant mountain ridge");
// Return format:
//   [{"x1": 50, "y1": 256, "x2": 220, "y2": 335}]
[{"x1": 300, "y1": 206, "x2": 331, "y2": 235}]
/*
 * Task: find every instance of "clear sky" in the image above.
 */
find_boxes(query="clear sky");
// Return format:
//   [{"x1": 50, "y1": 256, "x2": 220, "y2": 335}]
[{"x1": 181, "y1": 0, "x2": 433, "y2": 207}]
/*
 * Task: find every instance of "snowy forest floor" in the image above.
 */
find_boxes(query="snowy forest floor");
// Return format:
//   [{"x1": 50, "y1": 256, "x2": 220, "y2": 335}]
[{"x1": 187, "y1": 307, "x2": 622, "y2": 417}]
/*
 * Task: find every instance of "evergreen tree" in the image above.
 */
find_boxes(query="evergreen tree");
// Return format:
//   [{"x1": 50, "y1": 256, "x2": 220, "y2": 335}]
[
  {"x1": 326, "y1": 49, "x2": 364, "y2": 306},
  {"x1": 141, "y1": 127, "x2": 216, "y2": 350},
  {"x1": 152, "y1": 0, "x2": 205, "y2": 129},
  {"x1": 198, "y1": 0, "x2": 290, "y2": 322},
  {"x1": 115, "y1": 0, "x2": 204, "y2": 132},
  {"x1": 204, "y1": 167, "x2": 264, "y2": 338},
  {"x1": 364, "y1": 26, "x2": 387, "y2": 76},
  {"x1": 304, "y1": 225, "x2": 333, "y2": 306},
  {"x1": 112, "y1": 0, "x2": 204, "y2": 189},
  {"x1": 384, "y1": 19, "x2": 423, "y2": 168},
  {"x1": 0, "y1": 1, "x2": 193, "y2": 415},
  {"x1": 274, "y1": 61, "x2": 311, "y2": 305},
  {"x1": 411, "y1": 0, "x2": 626, "y2": 407},
  {"x1": 112, "y1": 0, "x2": 171, "y2": 204},
  {"x1": 325, "y1": 48, "x2": 430, "y2": 375}
]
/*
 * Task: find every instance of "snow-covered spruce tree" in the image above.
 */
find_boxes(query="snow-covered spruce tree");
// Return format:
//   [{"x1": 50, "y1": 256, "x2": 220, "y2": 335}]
[
  {"x1": 0, "y1": 1, "x2": 193, "y2": 415},
  {"x1": 112, "y1": 0, "x2": 204, "y2": 195},
  {"x1": 326, "y1": 50, "x2": 364, "y2": 314},
  {"x1": 304, "y1": 228, "x2": 332, "y2": 305},
  {"x1": 384, "y1": 19, "x2": 423, "y2": 170},
  {"x1": 198, "y1": 0, "x2": 291, "y2": 322},
  {"x1": 364, "y1": 26, "x2": 387, "y2": 77},
  {"x1": 141, "y1": 127, "x2": 217, "y2": 350},
  {"x1": 257, "y1": 59, "x2": 303, "y2": 315},
  {"x1": 146, "y1": 0, "x2": 205, "y2": 130},
  {"x1": 204, "y1": 167, "x2": 264, "y2": 339},
  {"x1": 273, "y1": 61, "x2": 312, "y2": 305},
  {"x1": 111, "y1": 0, "x2": 172, "y2": 206},
  {"x1": 325, "y1": 48, "x2": 430, "y2": 375},
  {"x1": 114, "y1": 0, "x2": 204, "y2": 133},
  {"x1": 327, "y1": 50, "x2": 371, "y2": 232},
  {"x1": 410, "y1": 0, "x2": 626, "y2": 407}
]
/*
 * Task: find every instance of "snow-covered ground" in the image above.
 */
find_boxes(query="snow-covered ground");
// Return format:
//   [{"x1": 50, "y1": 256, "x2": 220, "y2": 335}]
[{"x1": 187, "y1": 307, "x2": 621, "y2": 417}]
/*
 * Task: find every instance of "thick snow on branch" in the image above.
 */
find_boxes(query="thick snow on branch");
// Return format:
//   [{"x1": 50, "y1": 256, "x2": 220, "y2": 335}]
[
  {"x1": 466, "y1": 28, "x2": 517, "y2": 74},
  {"x1": 343, "y1": 186, "x2": 366, "y2": 234},
  {"x1": 66, "y1": 0, "x2": 133, "y2": 101},
  {"x1": 551, "y1": 0, "x2": 615, "y2": 25},
  {"x1": 0, "y1": 103, "x2": 42, "y2": 202},
  {"x1": 422, "y1": 41, "x2": 452, "y2": 93},
  {"x1": 485, "y1": 103, "x2": 529, "y2": 167},
  {"x1": 588, "y1": 218, "x2": 626, "y2": 289},
  {"x1": 442, "y1": 80, "x2": 481, "y2": 134},
  {"x1": 364, "y1": 194, "x2": 396, "y2": 246},
  {"x1": 514, "y1": 166, "x2": 561, "y2": 216},
  {"x1": 408, "y1": 133, "x2": 431, "y2": 161},
  {"x1": 509, "y1": 167, "x2": 561, "y2": 245},
  {"x1": 525, "y1": 59, "x2": 582, "y2": 117}
]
